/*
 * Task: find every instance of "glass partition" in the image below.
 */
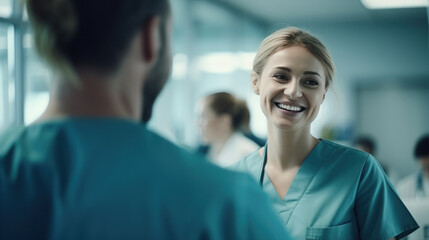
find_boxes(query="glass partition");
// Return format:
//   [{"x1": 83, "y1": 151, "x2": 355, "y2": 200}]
[
  {"x1": 23, "y1": 28, "x2": 51, "y2": 124},
  {"x1": 0, "y1": 23, "x2": 13, "y2": 133}
]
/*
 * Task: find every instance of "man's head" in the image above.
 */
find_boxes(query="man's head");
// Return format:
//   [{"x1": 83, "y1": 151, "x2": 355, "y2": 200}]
[
  {"x1": 415, "y1": 134, "x2": 429, "y2": 176},
  {"x1": 26, "y1": 0, "x2": 172, "y2": 122}
]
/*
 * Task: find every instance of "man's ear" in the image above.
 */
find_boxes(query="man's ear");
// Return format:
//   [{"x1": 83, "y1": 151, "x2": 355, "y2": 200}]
[
  {"x1": 141, "y1": 16, "x2": 161, "y2": 64},
  {"x1": 252, "y1": 71, "x2": 260, "y2": 95}
]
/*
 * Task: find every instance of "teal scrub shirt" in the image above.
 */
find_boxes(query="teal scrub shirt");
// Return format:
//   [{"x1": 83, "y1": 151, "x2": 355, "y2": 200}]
[
  {"x1": 232, "y1": 139, "x2": 419, "y2": 240},
  {"x1": 0, "y1": 118, "x2": 291, "y2": 240}
]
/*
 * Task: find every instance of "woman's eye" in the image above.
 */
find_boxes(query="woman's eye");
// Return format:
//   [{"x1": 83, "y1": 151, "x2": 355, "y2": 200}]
[
  {"x1": 304, "y1": 79, "x2": 319, "y2": 86},
  {"x1": 274, "y1": 74, "x2": 288, "y2": 80}
]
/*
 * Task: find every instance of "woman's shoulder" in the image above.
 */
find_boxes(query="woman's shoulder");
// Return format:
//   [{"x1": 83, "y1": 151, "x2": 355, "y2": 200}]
[
  {"x1": 318, "y1": 139, "x2": 378, "y2": 170},
  {"x1": 320, "y1": 139, "x2": 371, "y2": 159},
  {"x1": 227, "y1": 148, "x2": 262, "y2": 180},
  {"x1": 320, "y1": 139, "x2": 362, "y2": 152}
]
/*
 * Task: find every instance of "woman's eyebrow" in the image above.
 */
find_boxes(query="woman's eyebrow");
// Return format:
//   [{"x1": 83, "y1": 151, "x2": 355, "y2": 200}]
[
  {"x1": 273, "y1": 67, "x2": 321, "y2": 77},
  {"x1": 272, "y1": 66, "x2": 290, "y2": 72},
  {"x1": 303, "y1": 71, "x2": 321, "y2": 77}
]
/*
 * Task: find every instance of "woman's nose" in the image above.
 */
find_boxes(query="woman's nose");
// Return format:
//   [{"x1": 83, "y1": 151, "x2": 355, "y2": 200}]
[{"x1": 283, "y1": 80, "x2": 302, "y2": 99}]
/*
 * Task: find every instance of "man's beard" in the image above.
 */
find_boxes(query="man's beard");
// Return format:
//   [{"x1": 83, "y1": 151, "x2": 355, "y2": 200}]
[{"x1": 141, "y1": 36, "x2": 171, "y2": 123}]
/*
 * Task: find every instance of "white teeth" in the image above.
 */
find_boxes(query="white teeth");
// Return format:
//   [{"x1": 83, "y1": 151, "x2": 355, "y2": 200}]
[{"x1": 278, "y1": 103, "x2": 302, "y2": 112}]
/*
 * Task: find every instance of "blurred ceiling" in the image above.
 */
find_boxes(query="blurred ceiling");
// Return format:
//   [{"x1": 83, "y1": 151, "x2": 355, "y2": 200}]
[{"x1": 211, "y1": 0, "x2": 428, "y2": 25}]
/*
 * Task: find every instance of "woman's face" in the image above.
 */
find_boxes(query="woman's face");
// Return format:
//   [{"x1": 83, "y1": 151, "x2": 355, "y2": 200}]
[
  {"x1": 252, "y1": 45, "x2": 327, "y2": 132},
  {"x1": 196, "y1": 98, "x2": 227, "y2": 144}
]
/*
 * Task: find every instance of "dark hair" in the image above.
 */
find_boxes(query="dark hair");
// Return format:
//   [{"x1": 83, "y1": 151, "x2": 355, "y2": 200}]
[
  {"x1": 26, "y1": 0, "x2": 170, "y2": 80},
  {"x1": 414, "y1": 134, "x2": 429, "y2": 159},
  {"x1": 354, "y1": 136, "x2": 376, "y2": 155},
  {"x1": 206, "y1": 92, "x2": 249, "y2": 131}
]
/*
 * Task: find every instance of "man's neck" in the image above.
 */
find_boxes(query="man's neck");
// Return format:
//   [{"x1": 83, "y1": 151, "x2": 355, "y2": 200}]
[{"x1": 37, "y1": 71, "x2": 141, "y2": 123}]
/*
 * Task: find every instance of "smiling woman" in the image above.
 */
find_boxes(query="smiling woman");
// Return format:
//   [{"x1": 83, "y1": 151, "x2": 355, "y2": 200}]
[
  {"x1": 231, "y1": 26, "x2": 419, "y2": 240},
  {"x1": 253, "y1": 45, "x2": 327, "y2": 132}
]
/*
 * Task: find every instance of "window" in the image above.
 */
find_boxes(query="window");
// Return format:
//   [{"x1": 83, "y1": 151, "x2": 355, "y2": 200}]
[
  {"x1": 0, "y1": 0, "x2": 25, "y2": 133},
  {"x1": 23, "y1": 29, "x2": 51, "y2": 124},
  {"x1": 0, "y1": 23, "x2": 13, "y2": 133},
  {"x1": 0, "y1": 0, "x2": 12, "y2": 18}
]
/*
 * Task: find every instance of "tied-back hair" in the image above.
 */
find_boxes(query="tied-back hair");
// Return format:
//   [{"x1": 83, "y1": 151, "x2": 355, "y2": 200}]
[
  {"x1": 25, "y1": 0, "x2": 169, "y2": 85},
  {"x1": 207, "y1": 92, "x2": 250, "y2": 131},
  {"x1": 253, "y1": 27, "x2": 335, "y2": 89}
]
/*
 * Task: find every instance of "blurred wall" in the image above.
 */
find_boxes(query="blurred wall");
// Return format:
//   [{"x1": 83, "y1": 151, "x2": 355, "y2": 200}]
[
  {"x1": 356, "y1": 82, "x2": 429, "y2": 181},
  {"x1": 286, "y1": 21, "x2": 429, "y2": 130},
  {"x1": 147, "y1": 1, "x2": 429, "y2": 183}
]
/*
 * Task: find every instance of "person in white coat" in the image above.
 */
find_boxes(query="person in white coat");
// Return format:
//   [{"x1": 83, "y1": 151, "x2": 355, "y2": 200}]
[
  {"x1": 197, "y1": 92, "x2": 259, "y2": 167},
  {"x1": 397, "y1": 134, "x2": 429, "y2": 199}
]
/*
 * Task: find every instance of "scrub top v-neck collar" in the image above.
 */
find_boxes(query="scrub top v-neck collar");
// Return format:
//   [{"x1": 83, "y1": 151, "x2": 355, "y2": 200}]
[{"x1": 258, "y1": 140, "x2": 328, "y2": 225}]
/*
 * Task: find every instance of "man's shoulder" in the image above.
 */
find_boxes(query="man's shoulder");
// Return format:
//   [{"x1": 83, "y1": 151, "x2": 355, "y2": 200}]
[
  {"x1": 0, "y1": 120, "x2": 290, "y2": 239},
  {"x1": 0, "y1": 117, "x2": 262, "y2": 200},
  {"x1": 0, "y1": 125, "x2": 25, "y2": 155}
]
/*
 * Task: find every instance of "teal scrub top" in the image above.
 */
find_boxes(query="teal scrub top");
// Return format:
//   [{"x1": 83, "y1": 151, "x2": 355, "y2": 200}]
[
  {"x1": 232, "y1": 139, "x2": 419, "y2": 240},
  {"x1": 0, "y1": 118, "x2": 291, "y2": 240}
]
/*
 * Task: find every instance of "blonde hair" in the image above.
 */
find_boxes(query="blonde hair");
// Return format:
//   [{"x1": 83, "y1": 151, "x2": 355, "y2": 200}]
[{"x1": 253, "y1": 27, "x2": 335, "y2": 89}]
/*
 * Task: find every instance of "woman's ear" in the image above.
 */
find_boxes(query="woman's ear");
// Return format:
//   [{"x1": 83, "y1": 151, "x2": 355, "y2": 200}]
[
  {"x1": 322, "y1": 89, "x2": 327, "y2": 103},
  {"x1": 252, "y1": 71, "x2": 260, "y2": 95}
]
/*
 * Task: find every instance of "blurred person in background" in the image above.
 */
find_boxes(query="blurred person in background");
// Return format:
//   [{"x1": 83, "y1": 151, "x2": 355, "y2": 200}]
[
  {"x1": 196, "y1": 92, "x2": 259, "y2": 167},
  {"x1": 239, "y1": 100, "x2": 266, "y2": 147},
  {"x1": 396, "y1": 134, "x2": 429, "y2": 199},
  {"x1": 232, "y1": 26, "x2": 418, "y2": 239},
  {"x1": 0, "y1": 0, "x2": 292, "y2": 239},
  {"x1": 353, "y1": 135, "x2": 376, "y2": 156},
  {"x1": 353, "y1": 135, "x2": 397, "y2": 180}
]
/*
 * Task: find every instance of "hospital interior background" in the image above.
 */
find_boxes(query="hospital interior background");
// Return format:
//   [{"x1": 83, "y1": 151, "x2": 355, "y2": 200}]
[{"x1": 0, "y1": 0, "x2": 428, "y2": 185}]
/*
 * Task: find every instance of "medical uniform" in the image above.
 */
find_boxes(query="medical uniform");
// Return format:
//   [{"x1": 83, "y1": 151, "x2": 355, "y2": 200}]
[
  {"x1": 396, "y1": 171, "x2": 429, "y2": 199},
  {"x1": 0, "y1": 118, "x2": 290, "y2": 240},
  {"x1": 233, "y1": 139, "x2": 419, "y2": 240}
]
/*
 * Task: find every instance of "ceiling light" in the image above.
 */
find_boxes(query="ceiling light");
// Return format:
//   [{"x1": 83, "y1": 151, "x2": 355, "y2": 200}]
[
  {"x1": 361, "y1": 0, "x2": 428, "y2": 9},
  {"x1": 196, "y1": 52, "x2": 256, "y2": 74},
  {"x1": 196, "y1": 52, "x2": 238, "y2": 74},
  {"x1": 172, "y1": 54, "x2": 188, "y2": 79}
]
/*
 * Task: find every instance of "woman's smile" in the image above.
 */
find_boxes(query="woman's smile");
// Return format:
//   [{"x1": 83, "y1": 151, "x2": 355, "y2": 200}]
[{"x1": 274, "y1": 101, "x2": 306, "y2": 113}]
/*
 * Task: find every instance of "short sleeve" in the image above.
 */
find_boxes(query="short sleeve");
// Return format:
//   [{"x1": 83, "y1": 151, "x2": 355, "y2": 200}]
[{"x1": 355, "y1": 155, "x2": 419, "y2": 239}]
